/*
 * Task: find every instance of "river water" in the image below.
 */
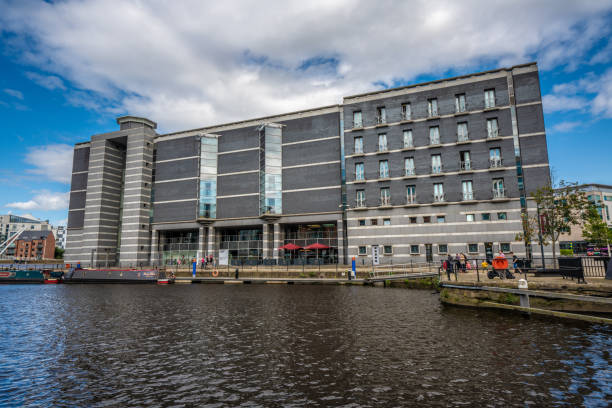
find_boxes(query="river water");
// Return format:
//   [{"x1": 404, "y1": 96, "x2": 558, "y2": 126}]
[{"x1": 0, "y1": 284, "x2": 610, "y2": 407}]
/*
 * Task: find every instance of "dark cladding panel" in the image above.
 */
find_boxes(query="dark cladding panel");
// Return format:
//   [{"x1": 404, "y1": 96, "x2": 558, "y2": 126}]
[
  {"x1": 70, "y1": 173, "x2": 88, "y2": 191},
  {"x1": 72, "y1": 146, "x2": 90, "y2": 173},
  {"x1": 513, "y1": 72, "x2": 542, "y2": 105},
  {"x1": 283, "y1": 189, "x2": 342, "y2": 215},
  {"x1": 155, "y1": 158, "x2": 199, "y2": 181},
  {"x1": 154, "y1": 179, "x2": 198, "y2": 202},
  {"x1": 217, "y1": 195, "x2": 259, "y2": 218},
  {"x1": 153, "y1": 201, "x2": 197, "y2": 223},
  {"x1": 218, "y1": 150, "x2": 259, "y2": 174},
  {"x1": 283, "y1": 163, "x2": 341, "y2": 191},
  {"x1": 217, "y1": 172, "x2": 258, "y2": 196},
  {"x1": 67, "y1": 210, "x2": 85, "y2": 229},
  {"x1": 281, "y1": 112, "x2": 340, "y2": 144},
  {"x1": 155, "y1": 136, "x2": 199, "y2": 162}
]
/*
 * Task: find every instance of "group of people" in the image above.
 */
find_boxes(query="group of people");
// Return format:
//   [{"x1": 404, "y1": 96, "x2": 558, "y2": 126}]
[
  {"x1": 200, "y1": 254, "x2": 215, "y2": 269},
  {"x1": 444, "y1": 253, "x2": 470, "y2": 275}
]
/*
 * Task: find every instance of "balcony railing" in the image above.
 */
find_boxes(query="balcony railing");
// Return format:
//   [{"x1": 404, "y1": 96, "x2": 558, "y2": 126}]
[
  {"x1": 353, "y1": 121, "x2": 363, "y2": 129},
  {"x1": 403, "y1": 142, "x2": 414, "y2": 149},
  {"x1": 433, "y1": 194, "x2": 446, "y2": 203},
  {"x1": 459, "y1": 160, "x2": 472, "y2": 171},
  {"x1": 401, "y1": 111, "x2": 411, "y2": 121},
  {"x1": 406, "y1": 195, "x2": 417, "y2": 205},
  {"x1": 489, "y1": 158, "x2": 503, "y2": 168},
  {"x1": 378, "y1": 146, "x2": 388, "y2": 153},
  {"x1": 405, "y1": 168, "x2": 416, "y2": 176},
  {"x1": 355, "y1": 173, "x2": 365, "y2": 181},
  {"x1": 379, "y1": 196, "x2": 392, "y2": 206},
  {"x1": 376, "y1": 115, "x2": 386, "y2": 125},
  {"x1": 429, "y1": 137, "x2": 440, "y2": 145},
  {"x1": 379, "y1": 171, "x2": 390, "y2": 179},
  {"x1": 457, "y1": 133, "x2": 469, "y2": 142},
  {"x1": 487, "y1": 129, "x2": 500, "y2": 138},
  {"x1": 492, "y1": 188, "x2": 506, "y2": 199},
  {"x1": 355, "y1": 199, "x2": 367, "y2": 208},
  {"x1": 431, "y1": 165, "x2": 443, "y2": 174},
  {"x1": 462, "y1": 192, "x2": 474, "y2": 201}
]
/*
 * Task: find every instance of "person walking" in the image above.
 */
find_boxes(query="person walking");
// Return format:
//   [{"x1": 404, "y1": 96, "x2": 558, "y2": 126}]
[{"x1": 446, "y1": 254, "x2": 454, "y2": 280}]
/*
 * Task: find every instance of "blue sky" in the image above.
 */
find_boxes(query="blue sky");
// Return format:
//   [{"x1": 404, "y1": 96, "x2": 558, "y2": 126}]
[{"x1": 1, "y1": 0, "x2": 612, "y2": 227}]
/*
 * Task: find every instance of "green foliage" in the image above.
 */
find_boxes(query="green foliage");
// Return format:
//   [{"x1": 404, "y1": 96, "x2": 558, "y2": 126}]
[
  {"x1": 54, "y1": 247, "x2": 65, "y2": 259},
  {"x1": 581, "y1": 205, "x2": 612, "y2": 249},
  {"x1": 499, "y1": 293, "x2": 519, "y2": 305},
  {"x1": 308, "y1": 271, "x2": 317, "y2": 278},
  {"x1": 560, "y1": 248, "x2": 574, "y2": 256}
]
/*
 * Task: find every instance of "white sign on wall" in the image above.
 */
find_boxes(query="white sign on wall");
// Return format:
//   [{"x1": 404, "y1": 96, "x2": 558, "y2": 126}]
[
  {"x1": 219, "y1": 249, "x2": 229, "y2": 266},
  {"x1": 372, "y1": 245, "x2": 380, "y2": 265}
]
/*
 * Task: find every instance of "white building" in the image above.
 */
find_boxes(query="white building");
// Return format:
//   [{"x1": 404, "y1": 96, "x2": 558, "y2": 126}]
[{"x1": 0, "y1": 214, "x2": 51, "y2": 244}]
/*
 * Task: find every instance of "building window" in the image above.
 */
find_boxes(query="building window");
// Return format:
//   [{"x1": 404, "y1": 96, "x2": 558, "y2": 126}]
[
  {"x1": 380, "y1": 187, "x2": 391, "y2": 206},
  {"x1": 468, "y1": 243, "x2": 478, "y2": 253},
  {"x1": 460, "y1": 151, "x2": 471, "y2": 171},
  {"x1": 353, "y1": 111, "x2": 363, "y2": 128},
  {"x1": 484, "y1": 89, "x2": 496, "y2": 108},
  {"x1": 497, "y1": 212, "x2": 507, "y2": 220},
  {"x1": 489, "y1": 148, "x2": 502, "y2": 168},
  {"x1": 259, "y1": 125, "x2": 282, "y2": 215},
  {"x1": 358, "y1": 246, "x2": 367, "y2": 255},
  {"x1": 411, "y1": 244, "x2": 420, "y2": 254},
  {"x1": 431, "y1": 154, "x2": 442, "y2": 174},
  {"x1": 487, "y1": 118, "x2": 499, "y2": 138},
  {"x1": 383, "y1": 245, "x2": 393, "y2": 255},
  {"x1": 455, "y1": 93, "x2": 466, "y2": 112},
  {"x1": 493, "y1": 178, "x2": 505, "y2": 198},
  {"x1": 428, "y1": 98, "x2": 438, "y2": 117},
  {"x1": 406, "y1": 185, "x2": 416, "y2": 204},
  {"x1": 482, "y1": 213, "x2": 491, "y2": 221},
  {"x1": 355, "y1": 163, "x2": 365, "y2": 181},
  {"x1": 354, "y1": 136, "x2": 364, "y2": 154},
  {"x1": 383, "y1": 218, "x2": 391, "y2": 226},
  {"x1": 403, "y1": 130, "x2": 413, "y2": 148},
  {"x1": 404, "y1": 157, "x2": 415, "y2": 176},
  {"x1": 457, "y1": 122, "x2": 468, "y2": 142},
  {"x1": 401, "y1": 103, "x2": 411, "y2": 121},
  {"x1": 371, "y1": 219, "x2": 378, "y2": 226},
  {"x1": 500, "y1": 243, "x2": 511, "y2": 253},
  {"x1": 423, "y1": 216, "x2": 431, "y2": 223},
  {"x1": 358, "y1": 219, "x2": 366, "y2": 226},
  {"x1": 429, "y1": 126, "x2": 440, "y2": 145},
  {"x1": 378, "y1": 133, "x2": 388, "y2": 152},
  {"x1": 437, "y1": 215, "x2": 446, "y2": 223},
  {"x1": 410, "y1": 216, "x2": 417, "y2": 224},
  {"x1": 356, "y1": 190, "x2": 366, "y2": 208},
  {"x1": 462, "y1": 180, "x2": 474, "y2": 201},
  {"x1": 376, "y1": 107, "x2": 387, "y2": 124},
  {"x1": 379, "y1": 160, "x2": 389, "y2": 178},
  {"x1": 438, "y1": 244, "x2": 448, "y2": 254},
  {"x1": 466, "y1": 214, "x2": 475, "y2": 222}
]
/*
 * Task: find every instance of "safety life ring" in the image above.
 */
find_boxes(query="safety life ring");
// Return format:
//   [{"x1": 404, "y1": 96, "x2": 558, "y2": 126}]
[{"x1": 212, "y1": 269, "x2": 219, "y2": 277}]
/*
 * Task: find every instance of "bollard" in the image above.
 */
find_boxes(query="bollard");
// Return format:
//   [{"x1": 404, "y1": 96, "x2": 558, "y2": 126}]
[
  {"x1": 235, "y1": 268, "x2": 239, "y2": 279},
  {"x1": 518, "y1": 279, "x2": 530, "y2": 313}
]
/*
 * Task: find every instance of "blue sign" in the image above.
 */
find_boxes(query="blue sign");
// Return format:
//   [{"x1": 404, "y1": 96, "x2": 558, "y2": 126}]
[{"x1": 192, "y1": 261, "x2": 196, "y2": 278}]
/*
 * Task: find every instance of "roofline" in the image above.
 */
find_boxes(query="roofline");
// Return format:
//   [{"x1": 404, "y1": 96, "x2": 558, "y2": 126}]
[
  {"x1": 576, "y1": 183, "x2": 612, "y2": 190},
  {"x1": 343, "y1": 61, "x2": 538, "y2": 100}
]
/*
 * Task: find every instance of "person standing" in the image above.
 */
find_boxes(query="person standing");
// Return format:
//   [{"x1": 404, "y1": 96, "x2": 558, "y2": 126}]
[{"x1": 446, "y1": 254, "x2": 454, "y2": 280}]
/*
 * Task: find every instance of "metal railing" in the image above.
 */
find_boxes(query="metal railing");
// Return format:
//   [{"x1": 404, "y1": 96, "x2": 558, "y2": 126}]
[
  {"x1": 462, "y1": 192, "x2": 474, "y2": 201},
  {"x1": 429, "y1": 137, "x2": 440, "y2": 145},
  {"x1": 401, "y1": 111, "x2": 411, "y2": 121},
  {"x1": 457, "y1": 133, "x2": 469, "y2": 142},
  {"x1": 431, "y1": 165, "x2": 443, "y2": 174},
  {"x1": 376, "y1": 115, "x2": 386, "y2": 125},
  {"x1": 459, "y1": 160, "x2": 472, "y2": 171},
  {"x1": 489, "y1": 158, "x2": 503, "y2": 168},
  {"x1": 433, "y1": 193, "x2": 446, "y2": 203},
  {"x1": 355, "y1": 199, "x2": 367, "y2": 208},
  {"x1": 406, "y1": 195, "x2": 417, "y2": 205},
  {"x1": 379, "y1": 197, "x2": 392, "y2": 206},
  {"x1": 353, "y1": 121, "x2": 363, "y2": 128},
  {"x1": 404, "y1": 168, "x2": 416, "y2": 176},
  {"x1": 487, "y1": 129, "x2": 500, "y2": 138},
  {"x1": 492, "y1": 188, "x2": 506, "y2": 199}
]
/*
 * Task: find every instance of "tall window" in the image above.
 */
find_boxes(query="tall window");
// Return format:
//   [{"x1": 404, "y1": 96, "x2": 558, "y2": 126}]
[
  {"x1": 199, "y1": 136, "x2": 218, "y2": 219},
  {"x1": 404, "y1": 157, "x2": 415, "y2": 176},
  {"x1": 493, "y1": 178, "x2": 505, "y2": 198},
  {"x1": 259, "y1": 124, "x2": 282, "y2": 215},
  {"x1": 455, "y1": 93, "x2": 466, "y2": 112},
  {"x1": 457, "y1": 122, "x2": 468, "y2": 142},
  {"x1": 354, "y1": 136, "x2": 363, "y2": 154},
  {"x1": 428, "y1": 98, "x2": 438, "y2": 117},
  {"x1": 484, "y1": 89, "x2": 496, "y2": 108},
  {"x1": 433, "y1": 183, "x2": 444, "y2": 202},
  {"x1": 429, "y1": 126, "x2": 440, "y2": 144},
  {"x1": 406, "y1": 185, "x2": 416, "y2": 204},
  {"x1": 403, "y1": 130, "x2": 413, "y2": 148},
  {"x1": 401, "y1": 103, "x2": 411, "y2": 120},
  {"x1": 353, "y1": 111, "x2": 363, "y2": 128},
  {"x1": 378, "y1": 133, "x2": 388, "y2": 151},
  {"x1": 380, "y1": 187, "x2": 391, "y2": 206},
  {"x1": 355, "y1": 163, "x2": 365, "y2": 180},
  {"x1": 487, "y1": 118, "x2": 499, "y2": 138},
  {"x1": 431, "y1": 154, "x2": 442, "y2": 174},
  {"x1": 460, "y1": 151, "x2": 471, "y2": 171},
  {"x1": 356, "y1": 190, "x2": 366, "y2": 207},
  {"x1": 489, "y1": 148, "x2": 502, "y2": 167},
  {"x1": 379, "y1": 160, "x2": 389, "y2": 178},
  {"x1": 376, "y1": 106, "x2": 386, "y2": 124},
  {"x1": 462, "y1": 180, "x2": 474, "y2": 200}
]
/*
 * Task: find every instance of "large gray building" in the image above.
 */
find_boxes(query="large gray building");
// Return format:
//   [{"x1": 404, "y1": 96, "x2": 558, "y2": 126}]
[{"x1": 65, "y1": 62, "x2": 549, "y2": 267}]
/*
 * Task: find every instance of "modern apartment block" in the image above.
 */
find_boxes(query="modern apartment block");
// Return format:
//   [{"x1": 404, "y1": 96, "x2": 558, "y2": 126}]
[
  {"x1": 0, "y1": 214, "x2": 51, "y2": 244},
  {"x1": 65, "y1": 62, "x2": 549, "y2": 266}
]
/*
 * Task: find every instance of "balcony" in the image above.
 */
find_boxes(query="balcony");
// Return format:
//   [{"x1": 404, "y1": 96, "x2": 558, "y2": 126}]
[
  {"x1": 403, "y1": 168, "x2": 416, "y2": 178},
  {"x1": 432, "y1": 194, "x2": 447, "y2": 205},
  {"x1": 457, "y1": 134, "x2": 470, "y2": 144},
  {"x1": 353, "y1": 148, "x2": 365, "y2": 157},
  {"x1": 489, "y1": 158, "x2": 504, "y2": 170},
  {"x1": 459, "y1": 161, "x2": 473, "y2": 172},
  {"x1": 428, "y1": 138, "x2": 441, "y2": 147},
  {"x1": 461, "y1": 192, "x2": 476, "y2": 203},
  {"x1": 352, "y1": 121, "x2": 363, "y2": 130},
  {"x1": 486, "y1": 130, "x2": 501, "y2": 140},
  {"x1": 401, "y1": 143, "x2": 415, "y2": 151},
  {"x1": 454, "y1": 107, "x2": 468, "y2": 116},
  {"x1": 354, "y1": 174, "x2": 366, "y2": 184},
  {"x1": 400, "y1": 111, "x2": 412, "y2": 122},
  {"x1": 484, "y1": 103, "x2": 499, "y2": 111},
  {"x1": 354, "y1": 199, "x2": 367, "y2": 210},
  {"x1": 376, "y1": 147, "x2": 389, "y2": 154},
  {"x1": 375, "y1": 116, "x2": 387, "y2": 126},
  {"x1": 379, "y1": 197, "x2": 392, "y2": 208},
  {"x1": 260, "y1": 206, "x2": 281, "y2": 221},
  {"x1": 492, "y1": 188, "x2": 509, "y2": 201},
  {"x1": 405, "y1": 195, "x2": 417, "y2": 206},
  {"x1": 430, "y1": 165, "x2": 444, "y2": 176}
]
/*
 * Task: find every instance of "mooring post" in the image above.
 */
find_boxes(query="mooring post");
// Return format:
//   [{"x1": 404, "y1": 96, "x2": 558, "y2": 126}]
[{"x1": 518, "y1": 279, "x2": 530, "y2": 313}]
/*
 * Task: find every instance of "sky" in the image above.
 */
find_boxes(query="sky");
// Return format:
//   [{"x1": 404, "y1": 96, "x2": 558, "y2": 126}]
[{"x1": 0, "y1": 0, "x2": 611, "y2": 227}]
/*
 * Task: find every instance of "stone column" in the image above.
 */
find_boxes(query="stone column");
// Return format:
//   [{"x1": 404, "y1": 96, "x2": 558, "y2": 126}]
[
  {"x1": 273, "y1": 223, "x2": 280, "y2": 260},
  {"x1": 207, "y1": 226, "x2": 215, "y2": 256},
  {"x1": 198, "y1": 226, "x2": 205, "y2": 260},
  {"x1": 337, "y1": 219, "x2": 345, "y2": 264},
  {"x1": 150, "y1": 228, "x2": 158, "y2": 266},
  {"x1": 262, "y1": 224, "x2": 269, "y2": 259}
]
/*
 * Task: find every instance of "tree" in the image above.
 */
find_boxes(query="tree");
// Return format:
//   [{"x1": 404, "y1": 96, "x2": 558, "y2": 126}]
[
  {"x1": 532, "y1": 181, "x2": 590, "y2": 267},
  {"x1": 54, "y1": 247, "x2": 65, "y2": 259},
  {"x1": 515, "y1": 212, "x2": 548, "y2": 259},
  {"x1": 581, "y1": 205, "x2": 612, "y2": 254}
]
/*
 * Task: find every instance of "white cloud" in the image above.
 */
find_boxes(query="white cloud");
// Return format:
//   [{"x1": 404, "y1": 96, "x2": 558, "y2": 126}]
[
  {"x1": 591, "y1": 69, "x2": 612, "y2": 118},
  {"x1": 542, "y1": 94, "x2": 588, "y2": 113},
  {"x1": 25, "y1": 71, "x2": 66, "y2": 90},
  {"x1": 3, "y1": 88, "x2": 23, "y2": 99},
  {"x1": 1, "y1": 0, "x2": 612, "y2": 131},
  {"x1": 551, "y1": 121, "x2": 580, "y2": 132},
  {"x1": 5, "y1": 190, "x2": 69, "y2": 211},
  {"x1": 24, "y1": 144, "x2": 74, "y2": 184}
]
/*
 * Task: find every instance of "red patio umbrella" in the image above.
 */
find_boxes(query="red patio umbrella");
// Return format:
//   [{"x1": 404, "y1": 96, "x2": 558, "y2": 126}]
[
  {"x1": 305, "y1": 243, "x2": 330, "y2": 262},
  {"x1": 280, "y1": 243, "x2": 302, "y2": 250}
]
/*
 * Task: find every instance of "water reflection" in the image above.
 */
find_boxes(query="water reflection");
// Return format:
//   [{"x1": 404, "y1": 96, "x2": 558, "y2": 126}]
[{"x1": 0, "y1": 285, "x2": 610, "y2": 406}]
